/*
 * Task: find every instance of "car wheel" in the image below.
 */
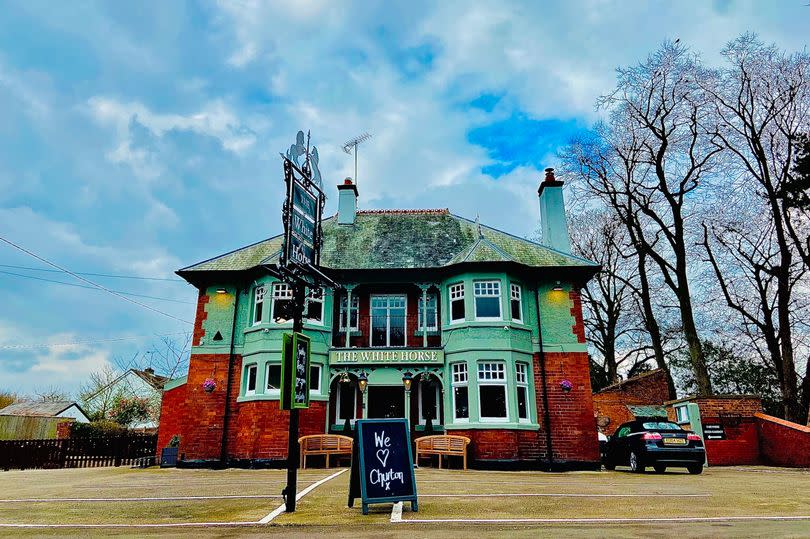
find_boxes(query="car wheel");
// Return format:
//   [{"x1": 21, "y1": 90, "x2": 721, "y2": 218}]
[
  {"x1": 629, "y1": 451, "x2": 645, "y2": 473},
  {"x1": 653, "y1": 464, "x2": 666, "y2": 474},
  {"x1": 687, "y1": 465, "x2": 703, "y2": 475}
]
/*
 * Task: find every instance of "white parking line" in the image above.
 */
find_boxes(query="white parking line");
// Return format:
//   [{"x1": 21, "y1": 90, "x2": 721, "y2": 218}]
[
  {"x1": 259, "y1": 468, "x2": 348, "y2": 524},
  {"x1": 420, "y1": 493, "x2": 710, "y2": 497},
  {"x1": 395, "y1": 515, "x2": 810, "y2": 524},
  {"x1": 0, "y1": 495, "x2": 282, "y2": 503},
  {"x1": 390, "y1": 501, "x2": 404, "y2": 522}
]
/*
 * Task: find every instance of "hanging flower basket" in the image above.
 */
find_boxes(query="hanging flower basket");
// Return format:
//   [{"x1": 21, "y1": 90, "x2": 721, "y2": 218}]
[
  {"x1": 202, "y1": 378, "x2": 217, "y2": 393},
  {"x1": 560, "y1": 379, "x2": 573, "y2": 393}
]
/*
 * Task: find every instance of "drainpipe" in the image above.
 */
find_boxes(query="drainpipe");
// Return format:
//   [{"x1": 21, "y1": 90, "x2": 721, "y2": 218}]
[
  {"x1": 534, "y1": 285, "x2": 554, "y2": 468},
  {"x1": 220, "y1": 285, "x2": 241, "y2": 465}
]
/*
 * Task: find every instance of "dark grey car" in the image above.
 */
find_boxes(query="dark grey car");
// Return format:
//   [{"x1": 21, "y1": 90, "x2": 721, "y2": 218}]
[{"x1": 603, "y1": 420, "x2": 705, "y2": 474}]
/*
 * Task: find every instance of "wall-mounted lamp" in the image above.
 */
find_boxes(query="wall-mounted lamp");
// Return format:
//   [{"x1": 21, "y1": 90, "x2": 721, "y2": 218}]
[
  {"x1": 358, "y1": 372, "x2": 368, "y2": 394},
  {"x1": 216, "y1": 288, "x2": 228, "y2": 294},
  {"x1": 552, "y1": 281, "x2": 563, "y2": 292},
  {"x1": 402, "y1": 371, "x2": 413, "y2": 392}
]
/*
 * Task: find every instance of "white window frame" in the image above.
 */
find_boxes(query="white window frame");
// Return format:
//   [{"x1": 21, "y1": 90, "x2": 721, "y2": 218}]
[
  {"x1": 245, "y1": 363, "x2": 258, "y2": 396},
  {"x1": 474, "y1": 280, "x2": 502, "y2": 321},
  {"x1": 252, "y1": 285, "x2": 265, "y2": 326},
  {"x1": 449, "y1": 283, "x2": 465, "y2": 324},
  {"x1": 304, "y1": 287, "x2": 325, "y2": 325},
  {"x1": 339, "y1": 295, "x2": 359, "y2": 331},
  {"x1": 675, "y1": 404, "x2": 690, "y2": 424},
  {"x1": 477, "y1": 361, "x2": 509, "y2": 422},
  {"x1": 270, "y1": 282, "x2": 293, "y2": 323},
  {"x1": 336, "y1": 381, "x2": 358, "y2": 423},
  {"x1": 510, "y1": 283, "x2": 523, "y2": 323},
  {"x1": 265, "y1": 363, "x2": 281, "y2": 397},
  {"x1": 515, "y1": 362, "x2": 530, "y2": 423},
  {"x1": 451, "y1": 363, "x2": 469, "y2": 422},
  {"x1": 310, "y1": 364, "x2": 322, "y2": 395},
  {"x1": 418, "y1": 292, "x2": 438, "y2": 331},
  {"x1": 369, "y1": 294, "x2": 408, "y2": 348},
  {"x1": 418, "y1": 381, "x2": 441, "y2": 425}
]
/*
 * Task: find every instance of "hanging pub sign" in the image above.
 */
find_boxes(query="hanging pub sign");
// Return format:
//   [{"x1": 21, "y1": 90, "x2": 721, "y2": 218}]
[
  {"x1": 280, "y1": 130, "x2": 325, "y2": 273},
  {"x1": 280, "y1": 332, "x2": 311, "y2": 410},
  {"x1": 348, "y1": 418, "x2": 418, "y2": 515}
]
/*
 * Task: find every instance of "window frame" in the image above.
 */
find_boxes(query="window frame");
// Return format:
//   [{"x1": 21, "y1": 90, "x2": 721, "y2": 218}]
[
  {"x1": 675, "y1": 405, "x2": 690, "y2": 424},
  {"x1": 370, "y1": 294, "x2": 408, "y2": 348},
  {"x1": 418, "y1": 292, "x2": 438, "y2": 331},
  {"x1": 449, "y1": 283, "x2": 466, "y2": 324},
  {"x1": 473, "y1": 280, "x2": 502, "y2": 321},
  {"x1": 477, "y1": 361, "x2": 509, "y2": 422},
  {"x1": 244, "y1": 363, "x2": 258, "y2": 396},
  {"x1": 515, "y1": 362, "x2": 530, "y2": 422},
  {"x1": 265, "y1": 362, "x2": 281, "y2": 397},
  {"x1": 304, "y1": 287, "x2": 325, "y2": 325},
  {"x1": 310, "y1": 364, "x2": 322, "y2": 395},
  {"x1": 339, "y1": 295, "x2": 359, "y2": 331},
  {"x1": 510, "y1": 283, "x2": 523, "y2": 323},
  {"x1": 451, "y1": 363, "x2": 469, "y2": 422},
  {"x1": 270, "y1": 282, "x2": 293, "y2": 324},
  {"x1": 252, "y1": 285, "x2": 266, "y2": 326}
]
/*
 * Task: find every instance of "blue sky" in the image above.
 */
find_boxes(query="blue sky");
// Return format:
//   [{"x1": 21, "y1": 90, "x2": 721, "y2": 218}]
[{"x1": 0, "y1": 0, "x2": 807, "y2": 395}]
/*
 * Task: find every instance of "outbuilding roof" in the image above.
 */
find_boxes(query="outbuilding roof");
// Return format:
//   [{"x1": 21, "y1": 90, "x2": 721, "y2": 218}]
[
  {"x1": 0, "y1": 401, "x2": 85, "y2": 418},
  {"x1": 178, "y1": 210, "x2": 597, "y2": 277}
]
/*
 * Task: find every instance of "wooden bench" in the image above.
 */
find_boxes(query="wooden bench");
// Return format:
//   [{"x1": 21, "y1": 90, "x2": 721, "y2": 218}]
[
  {"x1": 298, "y1": 434, "x2": 353, "y2": 469},
  {"x1": 415, "y1": 435, "x2": 471, "y2": 470}
]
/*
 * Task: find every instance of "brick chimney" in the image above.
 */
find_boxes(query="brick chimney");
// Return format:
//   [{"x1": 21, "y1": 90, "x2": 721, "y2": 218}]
[
  {"x1": 337, "y1": 178, "x2": 358, "y2": 225},
  {"x1": 537, "y1": 168, "x2": 571, "y2": 252}
]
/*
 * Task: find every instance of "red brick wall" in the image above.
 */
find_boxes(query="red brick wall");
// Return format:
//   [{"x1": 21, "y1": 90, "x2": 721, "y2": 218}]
[
  {"x1": 568, "y1": 290, "x2": 586, "y2": 343},
  {"x1": 157, "y1": 383, "x2": 187, "y2": 451},
  {"x1": 447, "y1": 429, "x2": 543, "y2": 461},
  {"x1": 704, "y1": 418, "x2": 760, "y2": 466},
  {"x1": 536, "y1": 351, "x2": 600, "y2": 464},
  {"x1": 55, "y1": 420, "x2": 74, "y2": 439},
  {"x1": 593, "y1": 370, "x2": 671, "y2": 435},
  {"x1": 756, "y1": 413, "x2": 810, "y2": 468},
  {"x1": 192, "y1": 292, "x2": 210, "y2": 346}
]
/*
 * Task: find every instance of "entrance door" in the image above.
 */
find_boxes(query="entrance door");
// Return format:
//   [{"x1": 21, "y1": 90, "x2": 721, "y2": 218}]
[
  {"x1": 367, "y1": 386, "x2": 405, "y2": 418},
  {"x1": 371, "y1": 295, "x2": 406, "y2": 347}
]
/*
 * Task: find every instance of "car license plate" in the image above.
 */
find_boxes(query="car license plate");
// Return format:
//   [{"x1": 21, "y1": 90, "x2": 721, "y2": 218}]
[{"x1": 663, "y1": 438, "x2": 687, "y2": 445}]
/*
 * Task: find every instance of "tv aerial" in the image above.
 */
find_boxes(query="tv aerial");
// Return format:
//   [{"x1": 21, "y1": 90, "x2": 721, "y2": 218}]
[{"x1": 342, "y1": 132, "x2": 372, "y2": 187}]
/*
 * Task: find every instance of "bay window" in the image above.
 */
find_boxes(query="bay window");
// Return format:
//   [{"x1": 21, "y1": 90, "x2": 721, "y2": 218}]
[
  {"x1": 474, "y1": 280, "x2": 501, "y2": 320},
  {"x1": 449, "y1": 283, "x2": 465, "y2": 323},
  {"x1": 451, "y1": 363, "x2": 469, "y2": 421},
  {"x1": 510, "y1": 283, "x2": 523, "y2": 323},
  {"x1": 266, "y1": 363, "x2": 281, "y2": 395},
  {"x1": 516, "y1": 362, "x2": 529, "y2": 422},
  {"x1": 252, "y1": 285, "x2": 265, "y2": 325},
  {"x1": 245, "y1": 364, "x2": 258, "y2": 396},
  {"x1": 478, "y1": 362, "x2": 508, "y2": 421},
  {"x1": 310, "y1": 365, "x2": 321, "y2": 395},
  {"x1": 271, "y1": 283, "x2": 293, "y2": 323}
]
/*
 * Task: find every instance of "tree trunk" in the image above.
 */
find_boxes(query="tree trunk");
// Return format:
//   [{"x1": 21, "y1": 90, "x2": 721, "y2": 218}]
[{"x1": 636, "y1": 250, "x2": 676, "y2": 399}]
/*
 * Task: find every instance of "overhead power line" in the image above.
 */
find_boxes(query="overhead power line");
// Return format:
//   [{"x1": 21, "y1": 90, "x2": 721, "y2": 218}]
[
  {"x1": 0, "y1": 264, "x2": 185, "y2": 282},
  {"x1": 0, "y1": 235, "x2": 193, "y2": 325},
  {"x1": 0, "y1": 331, "x2": 190, "y2": 350},
  {"x1": 0, "y1": 270, "x2": 195, "y2": 305}
]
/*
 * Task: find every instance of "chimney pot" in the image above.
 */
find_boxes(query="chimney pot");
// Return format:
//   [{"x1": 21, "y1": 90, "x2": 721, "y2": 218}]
[
  {"x1": 337, "y1": 178, "x2": 359, "y2": 224},
  {"x1": 544, "y1": 168, "x2": 555, "y2": 182},
  {"x1": 344, "y1": 177, "x2": 353, "y2": 185}
]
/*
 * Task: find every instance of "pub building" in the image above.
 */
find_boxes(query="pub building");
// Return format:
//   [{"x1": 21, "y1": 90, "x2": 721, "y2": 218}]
[{"x1": 157, "y1": 168, "x2": 601, "y2": 469}]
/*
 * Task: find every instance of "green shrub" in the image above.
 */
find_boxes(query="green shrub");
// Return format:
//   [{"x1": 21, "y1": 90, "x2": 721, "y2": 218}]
[{"x1": 70, "y1": 420, "x2": 127, "y2": 438}]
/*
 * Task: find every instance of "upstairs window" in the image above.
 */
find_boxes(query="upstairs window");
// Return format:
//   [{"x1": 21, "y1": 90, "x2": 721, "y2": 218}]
[
  {"x1": 271, "y1": 283, "x2": 293, "y2": 323},
  {"x1": 478, "y1": 362, "x2": 508, "y2": 421},
  {"x1": 510, "y1": 283, "x2": 523, "y2": 323},
  {"x1": 418, "y1": 293, "x2": 438, "y2": 331},
  {"x1": 305, "y1": 288, "x2": 324, "y2": 324},
  {"x1": 339, "y1": 295, "x2": 359, "y2": 330},
  {"x1": 451, "y1": 363, "x2": 469, "y2": 421},
  {"x1": 449, "y1": 283, "x2": 465, "y2": 323},
  {"x1": 252, "y1": 286, "x2": 265, "y2": 325},
  {"x1": 474, "y1": 280, "x2": 501, "y2": 320},
  {"x1": 310, "y1": 365, "x2": 321, "y2": 395},
  {"x1": 516, "y1": 363, "x2": 529, "y2": 422}
]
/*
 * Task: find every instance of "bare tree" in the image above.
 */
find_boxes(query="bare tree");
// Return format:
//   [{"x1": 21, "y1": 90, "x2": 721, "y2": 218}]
[
  {"x1": 79, "y1": 364, "x2": 126, "y2": 421},
  {"x1": 113, "y1": 333, "x2": 191, "y2": 380},
  {"x1": 699, "y1": 34, "x2": 810, "y2": 420}
]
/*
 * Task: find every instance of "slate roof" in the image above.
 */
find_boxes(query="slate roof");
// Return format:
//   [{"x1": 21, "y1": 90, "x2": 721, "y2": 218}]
[
  {"x1": 179, "y1": 210, "x2": 597, "y2": 275},
  {"x1": 0, "y1": 401, "x2": 83, "y2": 418},
  {"x1": 627, "y1": 405, "x2": 668, "y2": 419}
]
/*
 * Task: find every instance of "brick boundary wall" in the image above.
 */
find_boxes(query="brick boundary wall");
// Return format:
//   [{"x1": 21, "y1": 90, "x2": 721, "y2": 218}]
[
  {"x1": 755, "y1": 412, "x2": 810, "y2": 468},
  {"x1": 593, "y1": 370, "x2": 670, "y2": 435}
]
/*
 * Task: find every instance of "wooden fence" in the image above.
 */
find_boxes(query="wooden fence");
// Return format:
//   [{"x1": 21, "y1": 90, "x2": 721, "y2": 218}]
[{"x1": 0, "y1": 435, "x2": 157, "y2": 470}]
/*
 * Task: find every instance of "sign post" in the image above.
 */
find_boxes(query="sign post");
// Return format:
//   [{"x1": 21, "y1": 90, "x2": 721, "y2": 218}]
[
  {"x1": 273, "y1": 130, "x2": 336, "y2": 513},
  {"x1": 348, "y1": 418, "x2": 418, "y2": 515}
]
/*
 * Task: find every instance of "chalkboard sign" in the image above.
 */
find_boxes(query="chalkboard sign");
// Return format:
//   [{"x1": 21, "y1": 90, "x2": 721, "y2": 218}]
[
  {"x1": 280, "y1": 332, "x2": 310, "y2": 410},
  {"x1": 348, "y1": 418, "x2": 418, "y2": 515},
  {"x1": 703, "y1": 423, "x2": 726, "y2": 440}
]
